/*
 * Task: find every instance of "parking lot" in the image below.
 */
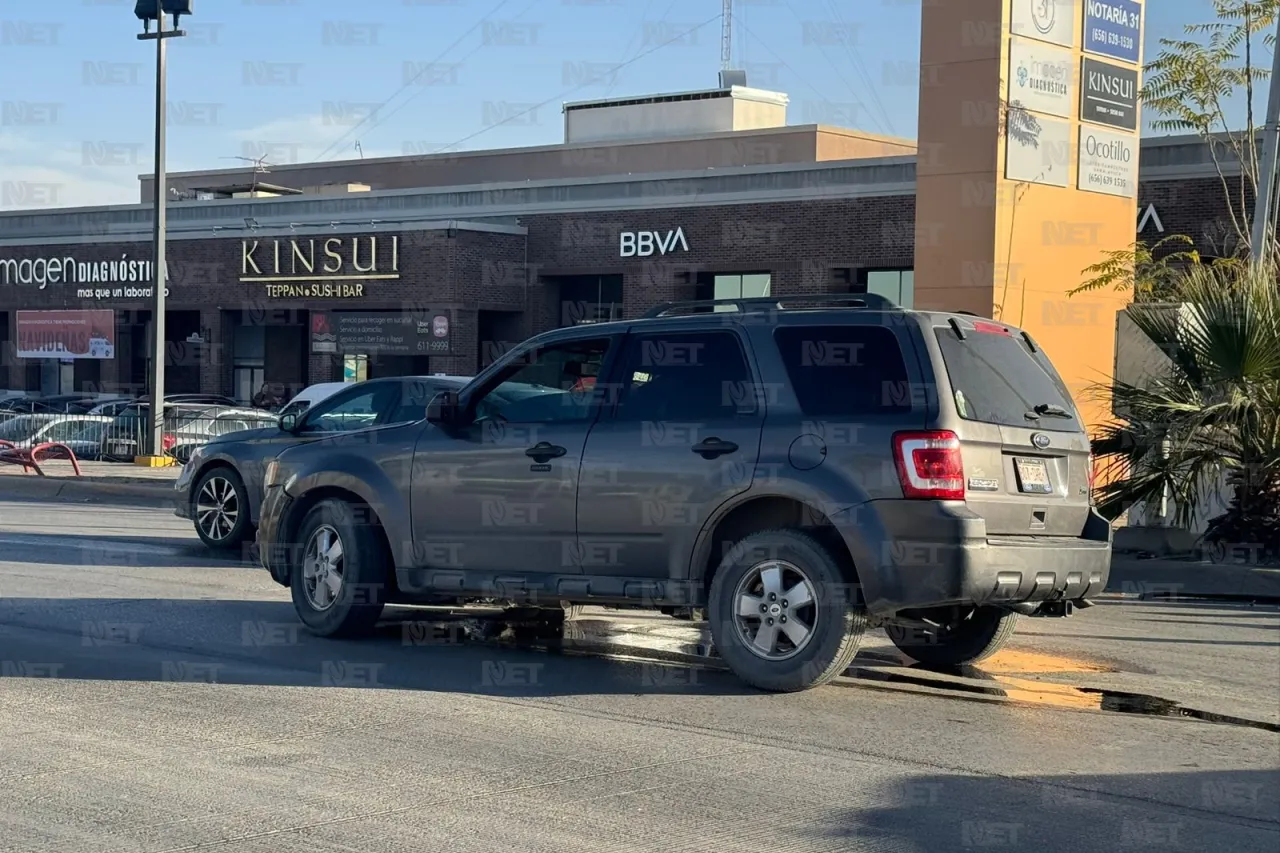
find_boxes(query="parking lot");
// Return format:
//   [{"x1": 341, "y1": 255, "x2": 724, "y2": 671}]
[{"x1": 1, "y1": 497, "x2": 1277, "y2": 852}]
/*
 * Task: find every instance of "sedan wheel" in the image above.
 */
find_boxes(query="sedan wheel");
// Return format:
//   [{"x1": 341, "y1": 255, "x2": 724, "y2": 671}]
[
  {"x1": 192, "y1": 468, "x2": 251, "y2": 550},
  {"x1": 302, "y1": 524, "x2": 345, "y2": 612}
]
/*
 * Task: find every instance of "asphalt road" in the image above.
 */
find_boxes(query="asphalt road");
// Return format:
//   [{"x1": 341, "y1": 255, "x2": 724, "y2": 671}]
[{"x1": 0, "y1": 498, "x2": 1277, "y2": 853}]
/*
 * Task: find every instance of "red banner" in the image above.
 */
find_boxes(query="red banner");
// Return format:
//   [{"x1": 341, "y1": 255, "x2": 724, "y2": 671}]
[{"x1": 15, "y1": 310, "x2": 116, "y2": 360}]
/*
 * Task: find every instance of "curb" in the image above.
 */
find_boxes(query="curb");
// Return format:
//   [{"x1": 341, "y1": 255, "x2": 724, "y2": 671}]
[
  {"x1": 1097, "y1": 591, "x2": 1280, "y2": 606},
  {"x1": 1, "y1": 474, "x2": 175, "y2": 507},
  {"x1": 1138, "y1": 591, "x2": 1280, "y2": 606}
]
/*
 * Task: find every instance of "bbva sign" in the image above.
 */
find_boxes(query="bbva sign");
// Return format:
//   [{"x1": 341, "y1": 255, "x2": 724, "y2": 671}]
[
  {"x1": 1138, "y1": 203, "x2": 1164, "y2": 234},
  {"x1": 619, "y1": 227, "x2": 689, "y2": 257}
]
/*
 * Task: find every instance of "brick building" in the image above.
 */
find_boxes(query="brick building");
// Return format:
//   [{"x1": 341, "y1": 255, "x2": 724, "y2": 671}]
[{"x1": 0, "y1": 106, "x2": 1246, "y2": 402}]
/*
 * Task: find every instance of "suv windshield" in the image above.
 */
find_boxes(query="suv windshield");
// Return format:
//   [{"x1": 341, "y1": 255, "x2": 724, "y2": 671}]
[{"x1": 934, "y1": 325, "x2": 1079, "y2": 432}]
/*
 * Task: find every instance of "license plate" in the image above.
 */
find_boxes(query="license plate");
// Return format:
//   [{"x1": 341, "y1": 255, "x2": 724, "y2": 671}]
[{"x1": 1014, "y1": 458, "x2": 1052, "y2": 493}]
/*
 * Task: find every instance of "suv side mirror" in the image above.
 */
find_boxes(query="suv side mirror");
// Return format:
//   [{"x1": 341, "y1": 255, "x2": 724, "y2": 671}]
[
  {"x1": 426, "y1": 390, "x2": 460, "y2": 425},
  {"x1": 280, "y1": 412, "x2": 300, "y2": 433}
]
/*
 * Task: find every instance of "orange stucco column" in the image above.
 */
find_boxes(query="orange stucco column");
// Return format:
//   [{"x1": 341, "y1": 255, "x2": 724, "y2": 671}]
[{"x1": 915, "y1": 0, "x2": 1143, "y2": 432}]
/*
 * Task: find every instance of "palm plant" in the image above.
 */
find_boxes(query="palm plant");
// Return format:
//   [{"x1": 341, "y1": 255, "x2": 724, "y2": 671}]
[{"x1": 1091, "y1": 261, "x2": 1280, "y2": 556}]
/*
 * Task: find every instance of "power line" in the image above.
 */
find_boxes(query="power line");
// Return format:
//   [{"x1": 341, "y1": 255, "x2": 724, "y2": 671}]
[
  {"x1": 820, "y1": 0, "x2": 896, "y2": 134},
  {"x1": 312, "y1": 0, "x2": 514, "y2": 163},
  {"x1": 780, "y1": 0, "x2": 882, "y2": 135},
  {"x1": 323, "y1": 0, "x2": 546, "y2": 162},
  {"x1": 421, "y1": 13, "x2": 724, "y2": 158},
  {"x1": 738, "y1": 20, "x2": 855, "y2": 129},
  {"x1": 603, "y1": 0, "x2": 663, "y2": 99}
]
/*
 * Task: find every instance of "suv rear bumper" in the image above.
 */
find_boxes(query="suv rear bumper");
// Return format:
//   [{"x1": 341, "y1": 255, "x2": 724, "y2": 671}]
[{"x1": 830, "y1": 501, "x2": 1112, "y2": 616}]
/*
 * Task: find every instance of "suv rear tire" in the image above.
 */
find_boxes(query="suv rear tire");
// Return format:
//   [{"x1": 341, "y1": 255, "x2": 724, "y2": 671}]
[
  {"x1": 290, "y1": 499, "x2": 388, "y2": 638},
  {"x1": 708, "y1": 529, "x2": 865, "y2": 692},
  {"x1": 887, "y1": 607, "x2": 1018, "y2": 667}
]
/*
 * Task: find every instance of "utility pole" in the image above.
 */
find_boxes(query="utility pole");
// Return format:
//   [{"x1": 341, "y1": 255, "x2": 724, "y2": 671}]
[
  {"x1": 1250, "y1": 12, "x2": 1280, "y2": 262},
  {"x1": 135, "y1": 1, "x2": 189, "y2": 461}
]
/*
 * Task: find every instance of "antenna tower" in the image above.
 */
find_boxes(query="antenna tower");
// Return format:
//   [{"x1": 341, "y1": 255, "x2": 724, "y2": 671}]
[{"x1": 721, "y1": 0, "x2": 732, "y2": 70}]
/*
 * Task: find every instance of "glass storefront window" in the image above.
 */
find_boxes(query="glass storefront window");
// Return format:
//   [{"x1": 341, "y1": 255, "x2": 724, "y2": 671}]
[
  {"x1": 233, "y1": 325, "x2": 265, "y2": 363},
  {"x1": 865, "y1": 270, "x2": 914, "y2": 308},
  {"x1": 713, "y1": 273, "x2": 772, "y2": 311},
  {"x1": 343, "y1": 355, "x2": 368, "y2": 383}
]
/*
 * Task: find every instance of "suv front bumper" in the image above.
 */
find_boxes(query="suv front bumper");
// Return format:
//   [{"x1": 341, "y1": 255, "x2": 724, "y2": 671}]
[
  {"x1": 257, "y1": 485, "x2": 293, "y2": 587},
  {"x1": 831, "y1": 501, "x2": 1112, "y2": 616}
]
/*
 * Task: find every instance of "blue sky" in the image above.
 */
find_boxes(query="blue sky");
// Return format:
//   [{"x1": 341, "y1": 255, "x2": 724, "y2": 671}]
[{"x1": 0, "y1": 0, "x2": 1250, "y2": 208}]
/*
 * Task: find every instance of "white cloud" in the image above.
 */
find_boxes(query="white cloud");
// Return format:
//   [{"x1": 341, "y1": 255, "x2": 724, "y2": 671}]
[
  {"x1": 0, "y1": 112, "x2": 443, "y2": 211},
  {"x1": 0, "y1": 132, "x2": 138, "y2": 210},
  {"x1": 0, "y1": 132, "x2": 207, "y2": 210}
]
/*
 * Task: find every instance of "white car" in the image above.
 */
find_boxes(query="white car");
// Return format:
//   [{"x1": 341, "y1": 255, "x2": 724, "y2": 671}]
[
  {"x1": 0, "y1": 414, "x2": 113, "y2": 458},
  {"x1": 276, "y1": 383, "x2": 349, "y2": 418}
]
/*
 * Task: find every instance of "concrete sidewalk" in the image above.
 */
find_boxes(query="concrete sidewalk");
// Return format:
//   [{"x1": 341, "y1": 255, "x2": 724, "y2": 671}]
[
  {"x1": 0, "y1": 459, "x2": 178, "y2": 506},
  {"x1": 1106, "y1": 554, "x2": 1280, "y2": 603}
]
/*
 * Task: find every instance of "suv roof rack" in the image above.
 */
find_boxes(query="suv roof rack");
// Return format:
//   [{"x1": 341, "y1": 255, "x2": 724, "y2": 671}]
[{"x1": 642, "y1": 292, "x2": 899, "y2": 319}]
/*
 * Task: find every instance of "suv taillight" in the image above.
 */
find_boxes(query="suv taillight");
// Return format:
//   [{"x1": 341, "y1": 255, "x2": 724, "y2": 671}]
[
  {"x1": 1087, "y1": 452, "x2": 1096, "y2": 500},
  {"x1": 893, "y1": 431, "x2": 964, "y2": 500}
]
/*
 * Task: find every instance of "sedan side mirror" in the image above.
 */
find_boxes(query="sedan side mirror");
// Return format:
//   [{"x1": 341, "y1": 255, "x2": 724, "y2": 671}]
[
  {"x1": 425, "y1": 390, "x2": 460, "y2": 426},
  {"x1": 280, "y1": 412, "x2": 300, "y2": 433}
]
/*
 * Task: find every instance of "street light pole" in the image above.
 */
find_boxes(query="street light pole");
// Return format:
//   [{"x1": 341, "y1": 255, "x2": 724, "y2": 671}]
[
  {"x1": 137, "y1": 4, "x2": 186, "y2": 460},
  {"x1": 1250, "y1": 12, "x2": 1280, "y2": 262}
]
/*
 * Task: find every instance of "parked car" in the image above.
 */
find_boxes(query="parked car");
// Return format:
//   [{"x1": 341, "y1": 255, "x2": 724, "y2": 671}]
[
  {"x1": 63, "y1": 419, "x2": 114, "y2": 461},
  {"x1": 0, "y1": 394, "x2": 101, "y2": 421},
  {"x1": 164, "y1": 394, "x2": 239, "y2": 406},
  {"x1": 276, "y1": 383, "x2": 349, "y2": 419},
  {"x1": 0, "y1": 414, "x2": 114, "y2": 458},
  {"x1": 87, "y1": 397, "x2": 141, "y2": 417},
  {"x1": 100, "y1": 403, "x2": 275, "y2": 462},
  {"x1": 175, "y1": 375, "x2": 472, "y2": 550},
  {"x1": 167, "y1": 409, "x2": 284, "y2": 465},
  {"x1": 255, "y1": 294, "x2": 1113, "y2": 693}
]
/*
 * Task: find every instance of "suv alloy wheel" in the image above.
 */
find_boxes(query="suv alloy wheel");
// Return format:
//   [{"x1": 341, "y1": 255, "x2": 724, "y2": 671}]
[
  {"x1": 290, "y1": 499, "x2": 388, "y2": 637},
  {"x1": 708, "y1": 528, "x2": 866, "y2": 692}
]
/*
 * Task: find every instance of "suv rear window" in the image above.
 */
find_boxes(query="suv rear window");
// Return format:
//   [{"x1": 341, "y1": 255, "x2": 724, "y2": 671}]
[
  {"x1": 934, "y1": 325, "x2": 1078, "y2": 431},
  {"x1": 773, "y1": 325, "x2": 914, "y2": 416}
]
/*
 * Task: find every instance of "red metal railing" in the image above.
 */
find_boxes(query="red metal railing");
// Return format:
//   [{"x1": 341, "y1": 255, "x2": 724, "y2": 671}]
[{"x1": 0, "y1": 440, "x2": 83, "y2": 477}]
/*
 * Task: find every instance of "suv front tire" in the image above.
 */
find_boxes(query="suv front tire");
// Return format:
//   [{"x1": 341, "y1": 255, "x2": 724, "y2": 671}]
[
  {"x1": 290, "y1": 499, "x2": 389, "y2": 637},
  {"x1": 708, "y1": 529, "x2": 866, "y2": 692}
]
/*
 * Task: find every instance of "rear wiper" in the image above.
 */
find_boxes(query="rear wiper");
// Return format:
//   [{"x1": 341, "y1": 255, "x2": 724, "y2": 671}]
[{"x1": 1025, "y1": 403, "x2": 1072, "y2": 420}]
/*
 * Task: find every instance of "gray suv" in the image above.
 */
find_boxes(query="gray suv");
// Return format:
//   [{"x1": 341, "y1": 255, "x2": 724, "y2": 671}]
[{"x1": 257, "y1": 295, "x2": 1111, "y2": 692}]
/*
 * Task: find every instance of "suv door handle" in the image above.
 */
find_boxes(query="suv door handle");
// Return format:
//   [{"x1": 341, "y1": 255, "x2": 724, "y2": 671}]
[
  {"x1": 691, "y1": 438, "x2": 738, "y2": 459},
  {"x1": 525, "y1": 442, "x2": 567, "y2": 462}
]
